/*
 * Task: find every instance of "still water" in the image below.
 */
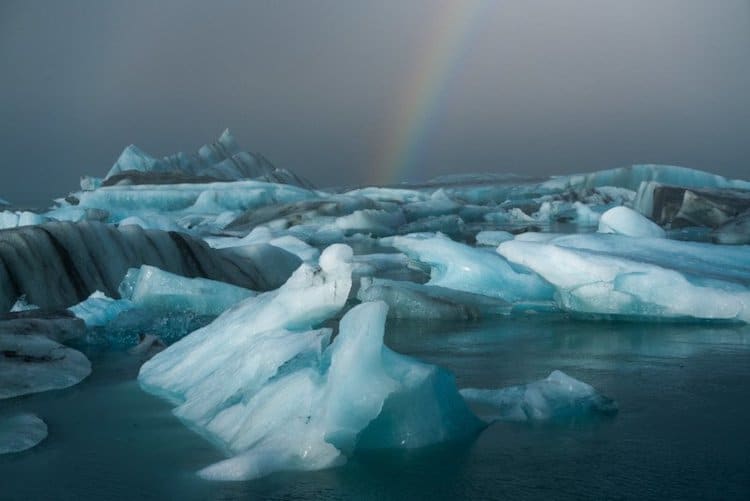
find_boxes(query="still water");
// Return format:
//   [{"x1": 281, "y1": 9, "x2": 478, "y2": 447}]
[{"x1": 2, "y1": 316, "x2": 749, "y2": 500}]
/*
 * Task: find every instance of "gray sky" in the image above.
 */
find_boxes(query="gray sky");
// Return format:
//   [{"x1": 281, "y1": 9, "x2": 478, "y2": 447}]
[{"x1": 1, "y1": 0, "x2": 749, "y2": 205}]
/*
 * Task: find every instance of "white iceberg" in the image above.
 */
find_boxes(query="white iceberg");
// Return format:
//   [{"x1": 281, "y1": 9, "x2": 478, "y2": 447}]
[{"x1": 499, "y1": 234, "x2": 750, "y2": 322}]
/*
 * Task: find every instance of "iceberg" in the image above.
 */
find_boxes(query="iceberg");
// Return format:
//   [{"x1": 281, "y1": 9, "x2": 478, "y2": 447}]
[
  {"x1": 0, "y1": 221, "x2": 299, "y2": 312},
  {"x1": 118, "y1": 265, "x2": 256, "y2": 316},
  {"x1": 498, "y1": 234, "x2": 750, "y2": 322},
  {"x1": 0, "y1": 413, "x2": 48, "y2": 454},
  {"x1": 140, "y1": 246, "x2": 484, "y2": 481},
  {"x1": 0, "y1": 333, "x2": 91, "y2": 399},
  {"x1": 195, "y1": 302, "x2": 484, "y2": 481},
  {"x1": 103, "y1": 129, "x2": 315, "y2": 189},
  {"x1": 387, "y1": 233, "x2": 554, "y2": 304},
  {"x1": 461, "y1": 370, "x2": 617, "y2": 422}
]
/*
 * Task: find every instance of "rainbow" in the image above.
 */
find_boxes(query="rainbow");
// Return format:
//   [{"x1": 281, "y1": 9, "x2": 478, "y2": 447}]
[{"x1": 369, "y1": 0, "x2": 489, "y2": 186}]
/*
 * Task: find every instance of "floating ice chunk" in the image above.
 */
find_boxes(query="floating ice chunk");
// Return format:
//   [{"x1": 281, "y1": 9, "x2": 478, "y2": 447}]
[
  {"x1": 461, "y1": 370, "x2": 617, "y2": 422},
  {"x1": 0, "y1": 333, "x2": 91, "y2": 399},
  {"x1": 498, "y1": 235, "x2": 750, "y2": 322},
  {"x1": 0, "y1": 197, "x2": 9, "y2": 206},
  {"x1": 475, "y1": 231, "x2": 514, "y2": 246},
  {"x1": 68, "y1": 291, "x2": 135, "y2": 327},
  {"x1": 357, "y1": 277, "x2": 511, "y2": 320},
  {"x1": 0, "y1": 413, "x2": 48, "y2": 454},
  {"x1": 189, "y1": 302, "x2": 484, "y2": 481},
  {"x1": 598, "y1": 206, "x2": 665, "y2": 238},
  {"x1": 0, "y1": 211, "x2": 48, "y2": 229},
  {"x1": 118, "y1": 265, "x2": 256, "y2": 316},
  {"x1": 387, "y1": 233, "x2": 554, "y2": 303}
]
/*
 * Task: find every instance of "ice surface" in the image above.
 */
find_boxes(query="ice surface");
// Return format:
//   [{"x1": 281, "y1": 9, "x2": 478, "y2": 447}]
[
  {"x1": 387, "y1": 233, "x2": 554, "y2": 303},
  {"x1": 118, "y1": 265, "x2": 256, "y2": 316},
  {"x1": 0, "y1": 413, "x2": 48, "y2": 454},
  {"x1": 461, "y1": 370, "x2": 617, "y2": 422},
  {"x1": 498, "y1": 234, "x2": 750, "y2": 322},
  {"x1": 598, "y1": 206, "x2": 665, "y2": 238},
  {"x1": 0, "y1": 333, "x2": 91, "y2": 399}
]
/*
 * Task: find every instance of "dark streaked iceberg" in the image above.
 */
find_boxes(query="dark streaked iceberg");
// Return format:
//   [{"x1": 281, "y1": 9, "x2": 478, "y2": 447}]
[{"x1": 0, "y1": 221, "x2": 300, "y2": 312}]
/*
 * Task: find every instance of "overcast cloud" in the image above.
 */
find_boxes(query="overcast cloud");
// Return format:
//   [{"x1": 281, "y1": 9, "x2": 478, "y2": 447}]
[{"x1": 1, "y1": 0, "x2": 748, "y2": 205}]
